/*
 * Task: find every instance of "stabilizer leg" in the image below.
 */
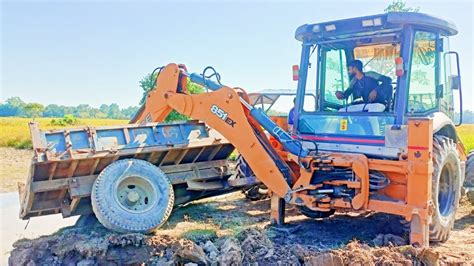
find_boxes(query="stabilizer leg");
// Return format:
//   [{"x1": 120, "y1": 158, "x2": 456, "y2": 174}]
[
  {"x1": 409, "y1": 214, "x2": 429, "y2": 247},
  {"x1": 270, "y1": 194, "x2": 285, "y2": 225}
]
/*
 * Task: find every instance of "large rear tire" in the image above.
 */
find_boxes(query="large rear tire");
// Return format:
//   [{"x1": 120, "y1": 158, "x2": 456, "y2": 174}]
[
  {"x1": 91, "y1": 159, "x2": 174, "y2": 233},
  {"x1": 429, "y1": 136, "x2": 462, "y2": 242},
  {"x1": 464, "y1": 150, "x2": 474, "y2": 204}
]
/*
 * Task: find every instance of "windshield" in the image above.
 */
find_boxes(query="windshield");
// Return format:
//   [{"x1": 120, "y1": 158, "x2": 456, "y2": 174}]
[{"x1": 299, "y1": 37, "x2": 400, "y2": 137}]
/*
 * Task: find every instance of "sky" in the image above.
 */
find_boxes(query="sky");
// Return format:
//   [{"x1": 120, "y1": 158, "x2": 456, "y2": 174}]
[{"x1": 1, "y1": 0, "x2": 473, "y2": 111}]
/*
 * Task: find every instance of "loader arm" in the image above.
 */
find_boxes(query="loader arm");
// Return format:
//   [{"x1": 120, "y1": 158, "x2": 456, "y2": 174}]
[
  {"x1": 132, "y1": 63, "x2": 296, "y2": 201},
  {"x1": 130, "y1": 65, "x2": 181, "y2": 124}
]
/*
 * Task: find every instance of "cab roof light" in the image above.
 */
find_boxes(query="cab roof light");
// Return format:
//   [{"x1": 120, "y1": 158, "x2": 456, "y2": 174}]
[
  {"x1": 362, "y1": 17, "x2": 382, "y2": 27},
  {"x1": 325, "y1": 24, "x2": 336, "y2": 31},
  {"x1": 373, "y1": 17, "x2": 382, "y2": 26}
]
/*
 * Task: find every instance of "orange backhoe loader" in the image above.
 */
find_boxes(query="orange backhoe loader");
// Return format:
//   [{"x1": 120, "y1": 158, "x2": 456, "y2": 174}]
[{"x1": 132, "y1": 12, "x2": 469, "y2": 247}]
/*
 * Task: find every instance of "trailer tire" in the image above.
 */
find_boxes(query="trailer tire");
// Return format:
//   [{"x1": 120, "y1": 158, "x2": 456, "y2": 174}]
[
  {"x1": 464, "y1": 150, "x2": 474, "y2": 204},
  {"x1": 429, "y1": 136, "x2": 462, "y2": 242},
  {"x1": 298, "y1": 206, "x2": 335, "y2": 219},
  {"x1": 91, "y1": 159, "x2": 174, "y2": 233}
]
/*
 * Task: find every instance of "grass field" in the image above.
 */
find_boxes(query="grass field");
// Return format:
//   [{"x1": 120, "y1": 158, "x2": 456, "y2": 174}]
[
  {"x1": 0, "y1": 117, "x2": 129, "y2": 149},
  {"x1": 0, "y1": 117, "x2": 473, "y2": 152},
  {"x1": 457, "y1": 124, "x2": 474, "y2": 153}
]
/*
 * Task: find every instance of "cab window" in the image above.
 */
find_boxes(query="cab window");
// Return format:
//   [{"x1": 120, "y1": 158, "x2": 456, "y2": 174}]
[
  {"x1": 321, "y1": 49, "x2": 349, "y2": 109},
  {"x1": 407, "y1": 31, "x2": 437, "y2": 113},
  {"x1": 354, "y1": 43, "x2": 400, "y2": 83}
]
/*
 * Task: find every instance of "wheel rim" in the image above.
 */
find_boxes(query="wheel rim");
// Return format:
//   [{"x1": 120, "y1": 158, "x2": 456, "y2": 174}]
[
  {"x1": 438, "y1": 158, "x2": 456, "y2": 217},
  {"x1": 115, "y1": 175, "x2": 157, "y2": 213}
]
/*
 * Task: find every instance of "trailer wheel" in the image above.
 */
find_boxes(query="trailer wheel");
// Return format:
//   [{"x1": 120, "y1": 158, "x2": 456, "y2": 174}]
[
  {"x1": 236, "y1": 155, "x2": 269, "y2": 201},
  {"x1": 91, "y1": 159, "x2": 174, "y2": 233},
  {"x1": 429, "y1": 136, "x2": 462, "y2": 242},
  {"x1": 298, "y1": 206, "x2": 335, "y2": 219},
  {"x1": 464, "y1": 150, "x2": 474, "y2": 204}
]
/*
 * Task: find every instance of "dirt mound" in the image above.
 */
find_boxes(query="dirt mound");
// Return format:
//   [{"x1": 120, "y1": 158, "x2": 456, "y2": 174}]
[
  {"x1": 333, "y1": 241, "x2": 443, "y2": 265},
  {"x1": 9, "y1": 227, "x2": 151, "y2": 265},
  {"x1": 236, "y1": 227, "x2": 273, "y2": 263},
  {"x1": 8, "y1": 197, "x2": 474, "y2": 265},
  {"x1": 8, "y1": 224, "x2": 469, "y2": 265}
]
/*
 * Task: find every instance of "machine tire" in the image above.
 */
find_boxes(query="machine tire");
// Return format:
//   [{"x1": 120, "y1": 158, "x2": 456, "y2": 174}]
[
  {"x1": 236, "y1": 155, "x2": 269, "y2": 201},
  {"x1": 91, "y1": 159, "x2": 174, "y2": 233},
  {"x1": 429, "y1": 136, "x2": 462, "y2": 242},
  {"x1": 464, "y1": 150, "x2": 474, "y2": 204},
  {"x1": 298, "y1": 206, "x2": 335, "y2": 219}
]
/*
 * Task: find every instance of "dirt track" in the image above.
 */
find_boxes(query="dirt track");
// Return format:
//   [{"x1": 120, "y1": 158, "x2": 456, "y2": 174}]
[
  {"x1": 0, "y1": 148, "x2": 31, "y2": 193},
  {"x1": 2, "y1": 147, "x2": 474, "y2": 264}
]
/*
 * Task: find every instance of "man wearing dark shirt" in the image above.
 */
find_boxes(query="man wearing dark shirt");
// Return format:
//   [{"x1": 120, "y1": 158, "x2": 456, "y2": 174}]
[{"x1": 335, "y1": 60, "x2": 392, "y2": 112}]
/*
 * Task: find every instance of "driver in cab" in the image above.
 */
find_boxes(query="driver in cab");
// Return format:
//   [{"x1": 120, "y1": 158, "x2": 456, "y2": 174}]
[{"x1": 335, "y1": 60, "x2": 391, "y2": 112}]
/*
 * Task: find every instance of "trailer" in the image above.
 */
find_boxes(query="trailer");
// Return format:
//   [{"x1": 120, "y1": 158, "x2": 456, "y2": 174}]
[{"x1": 19, "y1": 120, "x2": 253, "y2": 232}]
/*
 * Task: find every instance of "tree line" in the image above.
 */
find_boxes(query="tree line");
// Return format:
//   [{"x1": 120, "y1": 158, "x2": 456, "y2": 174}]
[
  {"x1": 0, "y1": 96, "x2": 139, "y2": 120},
  {"x1": 0, "y1": 71, "x2": 204, "y2": 121}
]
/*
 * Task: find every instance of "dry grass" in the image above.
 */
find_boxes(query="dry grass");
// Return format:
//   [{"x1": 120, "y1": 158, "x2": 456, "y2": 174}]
[{"x1": 0, "y1": 117, "x2": 129, "y2": 149}]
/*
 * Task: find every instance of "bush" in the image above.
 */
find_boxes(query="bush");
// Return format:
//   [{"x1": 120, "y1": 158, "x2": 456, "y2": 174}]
[
  {"x1": 6, "y1": 139, "x2": 32, "y2": 149},
  {"x1": 50, "y1": 114, "x2": 79, "y2": 126}
]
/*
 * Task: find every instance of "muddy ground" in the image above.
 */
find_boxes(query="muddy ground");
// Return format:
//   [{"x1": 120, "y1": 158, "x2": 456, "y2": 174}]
[
  {"x1": 8, "y1": 193, "x2": 474, "y2": 265},
  {"x1": 2, "y1": 147, "x2": 474, "y2": 265}
]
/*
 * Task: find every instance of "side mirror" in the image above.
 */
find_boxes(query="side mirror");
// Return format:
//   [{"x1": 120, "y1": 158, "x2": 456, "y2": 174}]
[
  {"x1": 449, "y1": 75, "x2": 461, "y2": 90},
  {"x1": 292, "y1": 65, "x2": 299, "y2": 81}
]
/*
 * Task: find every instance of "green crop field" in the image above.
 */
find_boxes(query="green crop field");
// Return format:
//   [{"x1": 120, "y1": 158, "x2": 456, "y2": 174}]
[
  {"x1": 0, "y1": 117, "x2": 473, "y2": 152},
  {"x1": 457, "y1": 124, "x2": 474, "y2": 153},
  {"x1": 0, "y1": 117, "x2": 129, "y2": 149}
]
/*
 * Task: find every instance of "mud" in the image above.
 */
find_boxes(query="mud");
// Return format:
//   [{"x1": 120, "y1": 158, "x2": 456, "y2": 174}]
[
  {"x1": 8, "y1": 195, "x2": 473, "y2": 265},
  {"x1": 9, "y1": 224, "x2": 467, "y2": 265}
]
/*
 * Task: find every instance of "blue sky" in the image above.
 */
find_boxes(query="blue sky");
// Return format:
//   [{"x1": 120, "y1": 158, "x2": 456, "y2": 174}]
[{"x1": 1, "y1": 0, "x2": 473, "y2": 111}]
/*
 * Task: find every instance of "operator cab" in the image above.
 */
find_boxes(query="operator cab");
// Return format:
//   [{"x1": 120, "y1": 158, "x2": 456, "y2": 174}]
[{"x1": 293, "y1": 12, "x2": 461, "y2": 158}]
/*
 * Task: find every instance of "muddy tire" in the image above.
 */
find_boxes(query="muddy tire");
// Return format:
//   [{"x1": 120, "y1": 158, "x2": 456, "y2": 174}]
[
  {"x1": 429, "y1": 136, "x2": 462, "y2": 242},
  {"x1": 298, "y1": 206, "x2": 335, "y2": 219},
  {"x1": 91, "y1": 159, "x2": 174, "y2": 233},
  {"x1": 236, "y1": 155, "x2": 269, "y2": 201},
  {"x1": 464, "y1": 150, "x2": 474, "y2": 204}
]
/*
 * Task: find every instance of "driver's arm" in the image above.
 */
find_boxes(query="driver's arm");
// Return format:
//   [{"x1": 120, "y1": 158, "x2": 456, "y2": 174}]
[
  {"x1": 336, "y1": 78, "x2": 356, "y2": 100},
  {"x1": 342, "y1": 86, "x2": 354, "y2": 99}
]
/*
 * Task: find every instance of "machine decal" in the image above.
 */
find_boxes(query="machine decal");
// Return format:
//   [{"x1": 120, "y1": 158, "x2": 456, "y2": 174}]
[
  {"x1": 211, "y1": 104, "x2": 236, "y2": 127},
  {"x1": 340, "y1": 119, "x2": 348, "y2": 131}
]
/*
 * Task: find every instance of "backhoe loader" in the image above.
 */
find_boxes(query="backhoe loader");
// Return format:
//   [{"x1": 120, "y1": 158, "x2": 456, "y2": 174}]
[{"x1": 132, "y1": 12, "x2": 468, "y2": 247}]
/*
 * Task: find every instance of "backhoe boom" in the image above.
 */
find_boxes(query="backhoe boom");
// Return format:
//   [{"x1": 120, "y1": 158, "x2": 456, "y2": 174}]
[{"x1": 132, "y1": 63, "x2": 296, "y2": 201}]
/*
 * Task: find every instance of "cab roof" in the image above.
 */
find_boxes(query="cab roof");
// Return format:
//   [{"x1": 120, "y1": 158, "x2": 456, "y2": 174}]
[{"x1": 295, "y1": 12, "x2": 457, "y2": 43}]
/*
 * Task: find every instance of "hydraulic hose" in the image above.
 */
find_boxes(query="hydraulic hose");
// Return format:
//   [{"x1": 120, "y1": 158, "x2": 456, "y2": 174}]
[{"x1": 188, "y1": 72, "x2": 309, "y2": 157}]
